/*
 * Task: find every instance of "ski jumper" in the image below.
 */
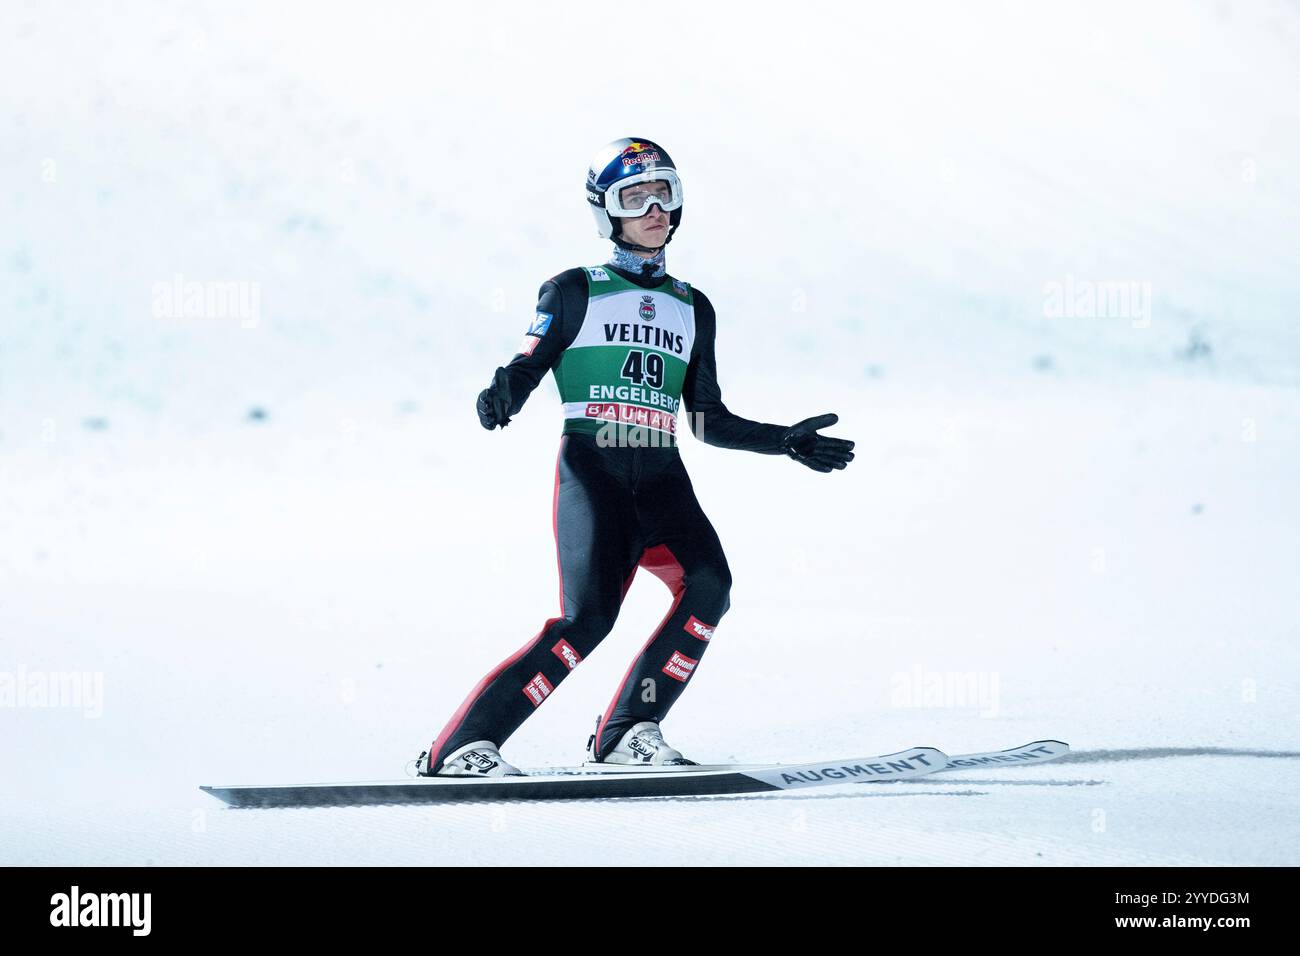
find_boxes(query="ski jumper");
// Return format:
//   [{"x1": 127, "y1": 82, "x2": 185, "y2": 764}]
[{"x1": 427, "y1": 262, "x2": 788, "y2": 771}]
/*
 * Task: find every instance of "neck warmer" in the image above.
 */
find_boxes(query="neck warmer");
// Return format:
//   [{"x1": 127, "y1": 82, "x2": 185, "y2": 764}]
[{"x1": 608, "y1": 244, "x2": 666, "y2": 278}]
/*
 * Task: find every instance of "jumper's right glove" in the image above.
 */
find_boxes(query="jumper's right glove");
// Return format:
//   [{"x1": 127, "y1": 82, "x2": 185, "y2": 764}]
[
  {"x1": 781, "y1": 413, "x2": 855, "y2": 472},
  {"x1": 476, "y1": 367, "x2": 513, "y2": 430}
]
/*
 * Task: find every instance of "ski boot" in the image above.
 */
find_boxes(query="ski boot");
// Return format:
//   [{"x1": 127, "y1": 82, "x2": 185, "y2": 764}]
[
  {"x1": 410, "y1": 741, "x2": 524, "y2": 777},
  {"x1": 585, "y1": 716, "x2": 699, "y2": 768}
]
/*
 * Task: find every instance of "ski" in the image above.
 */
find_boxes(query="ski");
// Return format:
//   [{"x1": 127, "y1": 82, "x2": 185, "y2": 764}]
[
  {"x1": 199, "y1": 740, "x2": 1069, "y2": 808},
  {"x1": 558, "y1": 739, "x2": 1070, "y2": 776},
  {"x1": 200, "y1": 746, "x2": 947, "y2": 808},
  {"x1": 938, "y1": 738, "x2": 1070, "y2": 772}
]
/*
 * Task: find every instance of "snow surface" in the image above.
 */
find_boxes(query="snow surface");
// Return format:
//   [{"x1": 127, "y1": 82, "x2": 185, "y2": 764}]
[{"x1": 1, "y1": 0, "x2": 1298, "y2": 865}]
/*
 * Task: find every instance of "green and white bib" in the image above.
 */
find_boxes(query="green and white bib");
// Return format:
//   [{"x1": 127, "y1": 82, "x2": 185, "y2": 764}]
[{"x1": 553, "y1": 265, "x2": 696, "y2": 442}]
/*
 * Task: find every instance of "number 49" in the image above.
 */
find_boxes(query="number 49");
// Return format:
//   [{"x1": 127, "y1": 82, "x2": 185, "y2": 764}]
[{"x1": 621, "y1": 350, "x2": 664, "y2": 389}]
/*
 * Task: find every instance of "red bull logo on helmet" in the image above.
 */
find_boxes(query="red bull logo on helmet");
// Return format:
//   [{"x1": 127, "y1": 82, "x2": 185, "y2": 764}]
[{"x1": 620, "y1": 141, "x2": 662, "y2": 169}]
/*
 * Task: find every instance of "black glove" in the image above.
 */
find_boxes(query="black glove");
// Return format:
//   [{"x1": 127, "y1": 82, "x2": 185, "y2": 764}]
[
  {"x1": 476, "y1": 367, "x2": 513, "y2": 430},
  {"x1": 781, "y1": 413, "x2": 854, "y2": 472}
]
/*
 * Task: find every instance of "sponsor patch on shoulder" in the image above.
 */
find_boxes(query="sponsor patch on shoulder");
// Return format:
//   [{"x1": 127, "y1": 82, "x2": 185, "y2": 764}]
[
  {"x1": 588, "y1": 266, "x2": 611, "y2": 282},
  {"x1": 672, "y1": 279, "x2": 688, "y2": 296},
  {"x1": 528, "y1": 310, "x2": 553, "y2": 336}
]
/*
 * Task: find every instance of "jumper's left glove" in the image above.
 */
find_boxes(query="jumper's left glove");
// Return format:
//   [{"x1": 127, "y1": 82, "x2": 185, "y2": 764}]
[
  {"x1": 781, "y1": 413, "x2": 855, "y2": 473},
  {"x1": 476, "y1": 367, "x2": 513, "y2": 430}
]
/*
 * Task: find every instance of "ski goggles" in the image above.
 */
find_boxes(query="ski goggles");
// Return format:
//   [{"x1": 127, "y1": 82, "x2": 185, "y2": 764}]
[{"x1": 602, "y1": 169, "x2": 684, "y2": 218}]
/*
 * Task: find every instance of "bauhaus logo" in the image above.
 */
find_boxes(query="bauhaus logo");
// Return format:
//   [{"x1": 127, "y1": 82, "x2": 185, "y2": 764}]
[{"x1": 50, "y1": 886, "x2": 151, "y2": 936}]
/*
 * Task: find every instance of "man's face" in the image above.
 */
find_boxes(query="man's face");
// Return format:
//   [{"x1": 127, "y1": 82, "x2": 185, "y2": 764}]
[{"x1": 617, "y1": 180, "x2": 671, "y2": 248}]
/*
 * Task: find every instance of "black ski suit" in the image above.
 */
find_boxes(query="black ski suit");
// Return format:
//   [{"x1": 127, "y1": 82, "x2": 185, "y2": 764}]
[{"x1": 427, "y1": 263, "x2": 789, "y2": 772}]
